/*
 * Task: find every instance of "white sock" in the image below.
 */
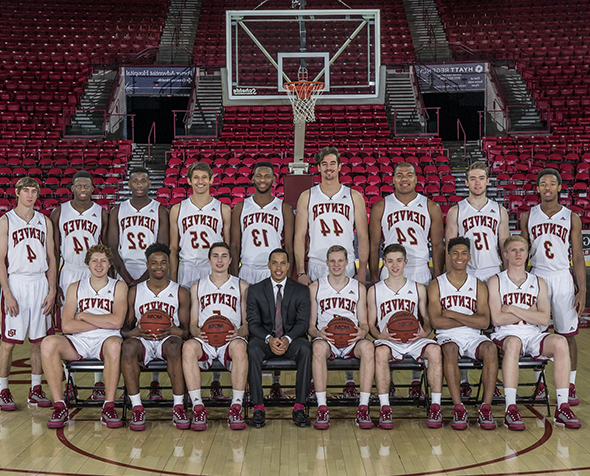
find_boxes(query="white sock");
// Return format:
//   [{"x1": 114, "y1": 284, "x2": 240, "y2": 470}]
[
  {"x1": 272, "y1": 374, "x2": 281, "y2": 384},
  {"x1": 359, "y1": 392, "x2": 370, "y2": 407},
  {"x1": 570, "y1": 371, "x2": 576, "y2": 385},
  {"x1": 344, "y1": 370, "x2": 354, "y2": 384},
  {"x1": 316, "y1": 391, "x2": 327, "y2": 407},
  {"x1": 94, "y1": 372, "x2": 103, "y2": 383},
  {"x1": 390, "y1": 370, "x2": 395, "y2": 385},
  {"x1": 212, "y1": 372, "x2": 222, "y2": 383},
  {"x1": 556, "y1": 388, "x2": 568, "y2": 407},
  {"x1": 505, "y1": 388, "x2": 517, "y2": 409},
  {"x1": 152, "y1": 372, "x2": 160, "y2": 383},
  {"x1": 189, "y1": 390, "x2": 203, "y2": 406},
  {"x1": 431, "y1": 393, "x2": 442, "y2": 405},
  {"x1": 31, "y1": 374, "x2": 42, "y2": 387},
  {"x1": 129, "y1": 393, "x2": 142, "y2": 407},
  {"x1": 232, "y1": 390, "x2": 245, "y2": 406},
  {"x1": 460, "y1": 369, "x2": 469, "y2": 384},
  {"x1": 411, "y1": 370, "x2": 421, "y2": 382},
  {"x1": 0, "y1": 378, "x2": 8, "y2": 391},
  {"x1": 378, "y1": 394, "x2": 390, "y2": 407},
  {"x1": 173, "y1": 394, "x2": 184, "y2": 406},
  {"x1": 534, "y1": 370, "x2": 542, "y2": 383}
]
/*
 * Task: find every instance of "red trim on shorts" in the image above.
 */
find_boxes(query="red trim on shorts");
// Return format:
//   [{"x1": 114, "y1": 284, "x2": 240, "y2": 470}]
[
  {"x1": 418, "y1": 342, "x2": 436, "y2": 362},
  {"x1": 555, "y1": 327, "x2": 579, "y2": 337},
  {"x1": 63, "y1": 337, "x2": 84, "y2": 361},
  {"x1": 161, "y1": 335, "x2": 182, "y2": 361},
  {"x1": 534, "y1": 334, "x2": 552, "y2": 361},
  {"x1": 474, "y1": 340, "x2": 490, "y2": 360}
]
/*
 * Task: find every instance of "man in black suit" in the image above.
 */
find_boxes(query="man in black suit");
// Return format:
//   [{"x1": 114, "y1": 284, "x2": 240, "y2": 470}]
[{"x1": 247, "y1": 248, "x2": 312, "y2": 428}]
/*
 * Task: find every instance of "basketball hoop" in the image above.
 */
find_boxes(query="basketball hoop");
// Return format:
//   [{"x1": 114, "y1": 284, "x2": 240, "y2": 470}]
[{"x1": 284, "y1": 80, "x2": 325, "y2": 124}]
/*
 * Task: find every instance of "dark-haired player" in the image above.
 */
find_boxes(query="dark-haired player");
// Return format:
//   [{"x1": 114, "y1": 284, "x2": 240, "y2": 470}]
[
  {"x1": 51, "y1": 170, "x2": 109, "y2": 400},
  {"x1": 0, "y1": 177, "x2": 57, "y2": 410},
  {"x1": 121, "y1": 243, "x2": 191, "y2": 431},
  {"x1": 521, "y1": 169, "x2": 586, "y2": 406},
  {"x1": 230, "y1": 161, "x2": 294, "y2": 399},
  {"x1": 428, "y1": 237, "x2": 498, "y2": 430},
  {"x1": 183, "y1": 242, "x2": 249, "y2": 430},
  {"x1": 41, "y1": 245, "x2": 127, "y2": 428}
]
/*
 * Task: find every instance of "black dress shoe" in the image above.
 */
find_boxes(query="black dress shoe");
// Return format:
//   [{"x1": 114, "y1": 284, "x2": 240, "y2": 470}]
[
  {"x1": 292, "y1": 408, "x2": 308, "y2": 427},
  {"x1": 251, "y1": 409, "x2": 266, "y2": 428}
]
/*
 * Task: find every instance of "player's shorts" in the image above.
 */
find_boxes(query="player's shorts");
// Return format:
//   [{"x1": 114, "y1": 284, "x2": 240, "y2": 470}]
[
  {"x1": 436, "y1": 330, "x2": 492, "y2": 360},
  {"x1": 312, "y1": 337, "x2": 363, "y2": 360},
  {"x1": 66, "y1": 330, "x2": 122, "y2": 360},
  {"x1": 491, "y1": 330, "x2": 551, "y2": 361},
  {"x1": 469, "y1": 266, "x2": 501, "y2": 284},
  {"x1": 238, "y1": 266, "x2": 270, "y2": 285},
  {"x1": 308, "y1": 260, "x2": 356, "y2": 282},
  {"x1": 59, "y1": 264, "x2": 90, "y2": 296},
  {"x1": 531, "y1": 269, "x2": 578, "y2": 336},
  {"x1": 380, "y1": 265, "x2": 432, "y2": 287},
  {"x1": 133, "y1": 335, "x2": 182, "y2": 366},
  {"x1": 193, "y1": 336, "x2": 247, "y2": 371},
  {"x1": 374, "y1": 338, "x2": 438, "y2": 364},
  {"x1": 178, "y1": 261, "x2": 211, "y2": 289},
  {"x1": 2, "y1": 274, "x2": 52, "y2": 344},
  {"x1": 122, "y1": 260, "x2": 147, "y2": 282}
]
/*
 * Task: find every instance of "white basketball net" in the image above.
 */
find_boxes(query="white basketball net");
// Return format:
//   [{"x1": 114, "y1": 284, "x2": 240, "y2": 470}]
[{"x1": 284, "y1": 80, "x2": 325, "y2": 124}]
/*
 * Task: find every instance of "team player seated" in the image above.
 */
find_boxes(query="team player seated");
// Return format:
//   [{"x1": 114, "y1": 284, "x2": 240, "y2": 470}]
[
  {"x1": 121, "y1": 243, "x2": 191, "y2": 431},
  {"x1": 309, "y1": 245, "x2": 374, "y2": 429},
  {"x1": 368, "y1": 244, "x2": 443, "y2": 429},
  {"x1": 41, "y1": 245, "x2": 128, "y2": 428},
  {"x1": 428, "y1": 237, "x2": 499, "y2": 430},
  {"x1": 488, "y1": 235, "x2": 580, "y2": 429},
  {"x1": 182, "y1": 242, "x2": 249, "y2": 430}
]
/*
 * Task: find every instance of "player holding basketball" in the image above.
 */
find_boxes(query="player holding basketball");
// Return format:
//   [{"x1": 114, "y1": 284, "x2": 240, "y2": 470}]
[
  {"x1": 50, "y1": 170, "x2": 108, "y2": 400},
  {"x1": 520, "y1": 169, "x2": 586, "y2": 406},
  {"x1": 309, "y1": 245, "x2": 374, "y2": 430},
  {"x1": 429, "y1": 237, "x2": 498, "y2": 430},
  {"x1": 41, "y1": 244, "x2": 127, "y2": 428},
  {"x1": 445, "y1": 162, "x2": 509, "y2": 399},
  {"x1": 0, "y1": 177, "x2": 57, "y2": 410},
  {"x1": 121, "y1": 242, "x2": 191, "y2": 431},
  {"x1": 294, "y1": 146, "x2": 369, "y2": 397},
  {"x1": 230, "y1": 161, "x2": 294, "y2": 399},
  {"x1": 370, "y1": 161, "x2": 444, "y2": 397},
  {"x1": 489, "y1": 235, "x2": 580, "y2": 429},
  {"x1": 109, "y1": 166, "x2": 169, "y2": 400},
  {"x1": 183, "y1": 242, "x2": 249, "y2": 430},
  {"x1": 170, "y1": 162, "x2": 231, "y2": 289},
  {"x1": 368, "y1": 244, "x2": 443, "y2": 429}
]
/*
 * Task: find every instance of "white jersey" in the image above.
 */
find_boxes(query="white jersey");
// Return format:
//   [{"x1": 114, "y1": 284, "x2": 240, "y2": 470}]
[
  {"x1": 307, "y1": 185, "x2": 356, "y2": 265},
  {"x1": 315, "y1": 276, "x2": 360, "y2": 330},
  {"x1": 381, "y1": 193, "x2": 431, "y2": 271},
  {"x1": 6, "y1": 209, "x2": 49, "y2": 277},
  {"x1": 436, "y1": 273, "x2": 480, "y2": 336},
  {"x1": 134, "y1": 280, "x2": 180, "y2": 327},
  {"x1": 374, "y1": 279, "x2": 420, "y2": 333},
  {"x1": 74, "y1": 276, "x2": 120, "y2": 340},
  {"x1": 118, "y1": 199, "x2": 161, "y2": 280},
  {"x1": 177, "y1": 197, "x2": 224, "y2": 268},
  {"x1": 59, "y1": 201, "x2": 102, "y2": 270},
  {"x1": 527, "y1": 204, "x2": 572, "y2": 275},
  {"x1": 457, "y1": 198, "x2": 502, "y2": 273},
  {"x1": 240, "y1": 196, "x2": 284, "y2": 271},
  {"x1": 494, "y1": 270, "x2": 542, "y2": 335},
  {"x1": 197, "y1": 275, "x2": 242, "y2": 328}
]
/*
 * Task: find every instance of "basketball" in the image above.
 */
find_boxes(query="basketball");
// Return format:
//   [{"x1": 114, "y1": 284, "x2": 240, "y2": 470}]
[
  {"x1": 139, "y1": 309, "x2": 172, "y2": 335},
  {"x1": 201, "y1": 315, "x2": 234, "y2": 347},
  {"x1": 325, "y1": 315, "x2": 356, "y2": 348},
  {"x1": 387, "y1": 311, "x2": 420, "y2": 343}
]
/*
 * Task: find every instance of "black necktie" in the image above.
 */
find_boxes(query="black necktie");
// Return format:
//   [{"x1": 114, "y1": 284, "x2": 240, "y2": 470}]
[{"x1": 275, "y1": 284, "x2": 283, "y2": 338}]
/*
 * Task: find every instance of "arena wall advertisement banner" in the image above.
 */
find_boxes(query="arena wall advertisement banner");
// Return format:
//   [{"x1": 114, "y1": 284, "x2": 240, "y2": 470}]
[
  {"x1": 416, "y1": 62, "x2": 486, "y2": 92},
  {"x1": 124, "y1": 67, "x2": 194, "y2": 95}
]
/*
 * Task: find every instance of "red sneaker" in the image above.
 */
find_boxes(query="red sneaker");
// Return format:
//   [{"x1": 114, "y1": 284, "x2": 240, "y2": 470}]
[
  {"x1": 355, "y1": 405, "x2": 374, "y2": 429},
  {"x1": 90, "y1": 382, "x2": 106, "y2": 401},
  {"x1": 0, "y1": 389, "x2": 16, "y2": 411},
  {"x1": 314, "y1": 405, "x2": 330, "y2": 430},
  {"x1": 148, "y1": 381, "x2": 163, "y2": 401},
  {"x1": 228, "y1": 404, "x2": 246, "y2": 430},
  {"x1": 28, "y1": 385, "x2": 51, "y2": 407},
  {"x1": 47, "y1": 402, "x2": 68, "y2": 429},
  {"x1": 569, "y1": 384, "x2": 579, "y2": 406}
]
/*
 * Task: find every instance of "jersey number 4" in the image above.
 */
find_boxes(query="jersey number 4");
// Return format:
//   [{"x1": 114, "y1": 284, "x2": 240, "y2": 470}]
[
  {"x1": 72, "y1": 236, "x2": 90, "y2": 254},
  {"x1": 319, "y1": 218, "x2": 344, "y2": 237},
  {"x1": 25, "y1": 244, "x2": 37, "y2": 263},
  {"x1": 394, "y1": 227, "x2": 417, "y2": 246}
]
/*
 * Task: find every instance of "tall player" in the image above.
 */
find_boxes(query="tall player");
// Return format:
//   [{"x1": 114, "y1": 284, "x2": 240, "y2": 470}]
[
  {"x1": 428, "y1": 237, "x2": 498, "y2": 430},
  {"x1": 170, "y1": 162, "x2": 231, "y2": 288},
  {"x1": 369, "y1": 162, "x2": 444, "y2": 396},
  {"x1": 294, "y1": 146, "x2": 369, "y2": 397},
  {"x1": 0, "y1": 177, "x2": 57, "y2": 410},
  {"x1": 121, "y1": 243, "x2": 191, "y2": 431},
  {"x1": 308, "y1": 245, "x2": 374, "y2": 430},
  {"x1": 51, "y1": 170, "x2": 109, "y2": 400},
  {"x1": 41, "y1": 245, "x2": 127, "y2": 428},
  {"x1": 183, "y1": 242, "x2": 249, "y2": 430},
  {"x1": 368, "y1": 244, "x2": 444, "y2": 429},
  {"x1": 109, "y1": 167, "x2": 169, "y2": 399},
  {"x1": 520, "y1": 169, "x2": 586, "y2": 406},
  {"x1": 445, "y1": 162, "x2": 509, "y2": 398},
  {"x1": 230, "y1": 161, "x2": 294, "y2": 399},
  {"x1": 489, "y1": 235, "x2": 580, "y2": 429}
]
